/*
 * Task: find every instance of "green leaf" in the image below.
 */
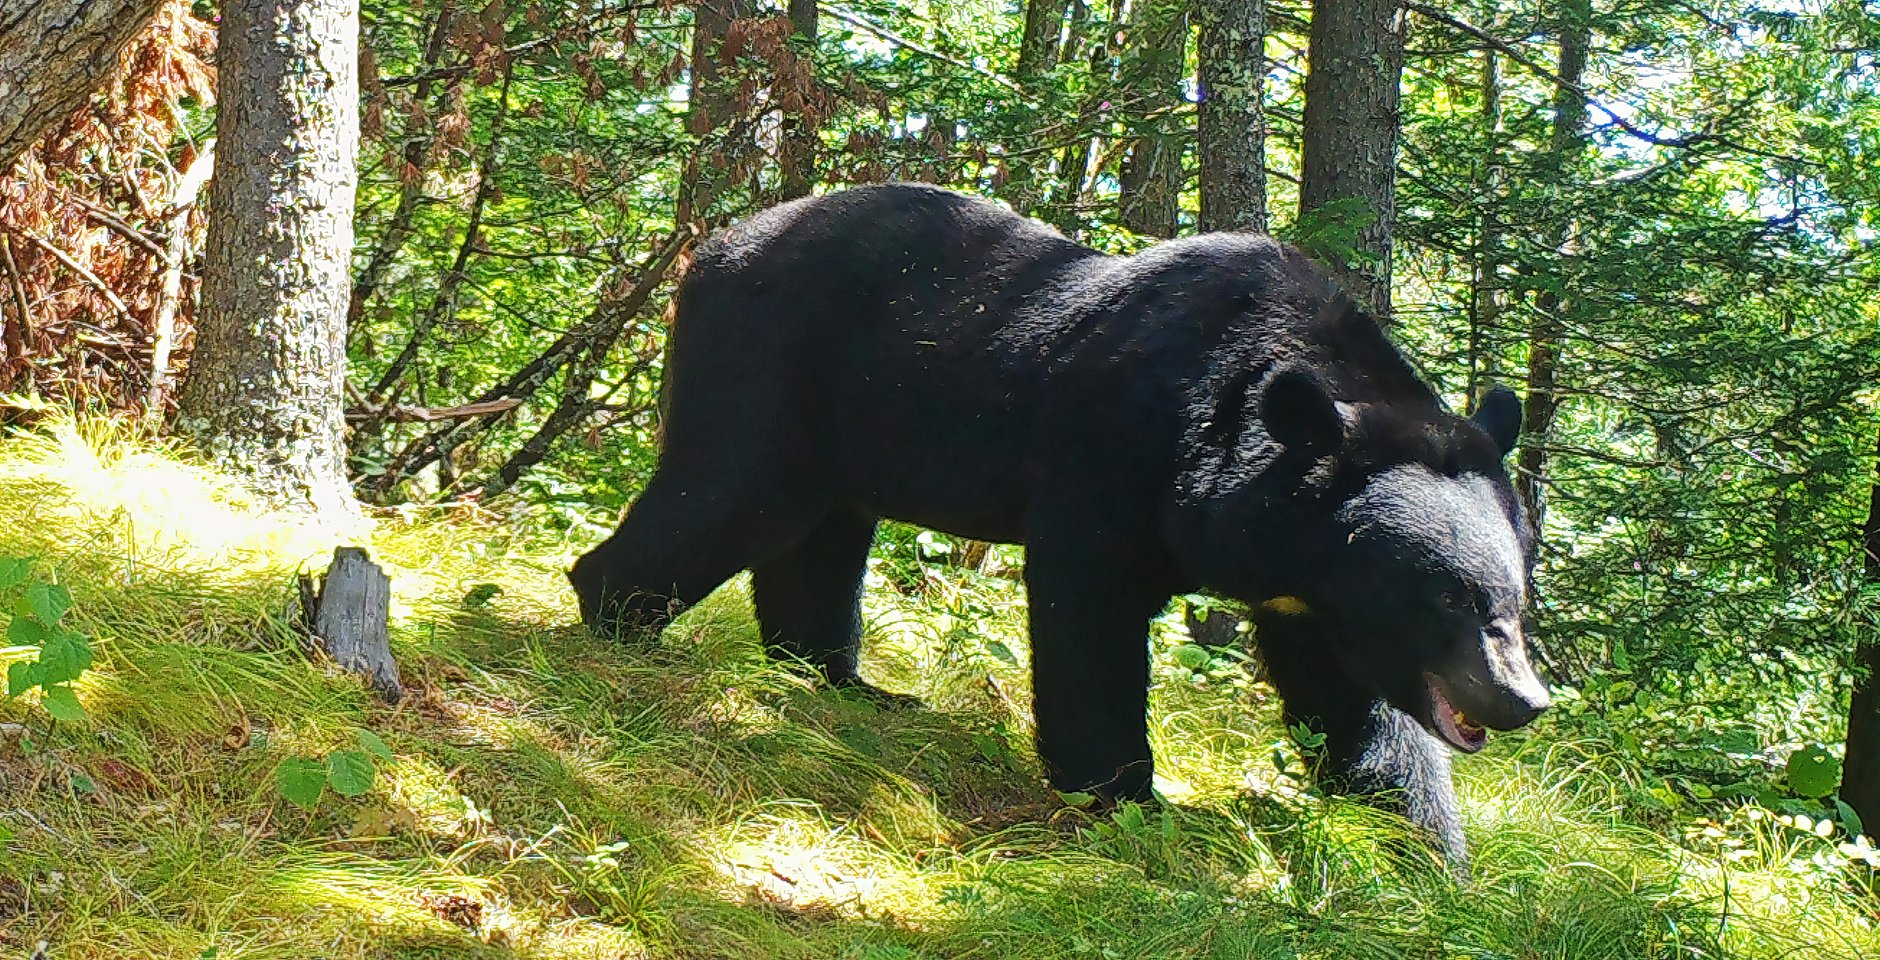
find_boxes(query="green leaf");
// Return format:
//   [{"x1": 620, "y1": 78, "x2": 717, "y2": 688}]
[
  {"x1": 37, "y1": 631, "x2": 92, "y2": 686},
  {"x1": 0, "y1": 821, "x2": 14, "y2": 844},
  {"x1": 983, "y1": 640, "x2": 1018, "y2": 666},
  {"x1": 1055, "y1": 790, "x2": 1096, "y2": 807},
  {"x1": 354, "y1": 728, "x2": 395, "y2": 763},
  {"x1": 24, "y1": 581, "x2": 71, "y2": 626},
  {"x1": 460, "y1": 583, "x2": 503, "y2": 610},
  {"x1": 325, "y1": 750, "x2": 376, "y2": 797},
  {"x1": 0, "y1": 557, "x2": 31, "y2": 591},
  {"x1": 40, "y1": 684, "x2": 85, "y2": 723},
  {"x1": 1786, "y1": 743, "x2": 1842, "y2": 799},
  {"x1": 6, "y1": 660, "x2": 42, "y2": 696},
  {"x1": 1835, "y1": 797, "x2": 1866, "y2": 839},
  {"x1": 1172, "y1": 644, "x2": 1212, "y2": 671},
  {"x1": 276, "y1": 757, "x2": 327, "y2": 809},
  {"x1": 8, "y1": 614, "x2": 52, "y2": 647}
]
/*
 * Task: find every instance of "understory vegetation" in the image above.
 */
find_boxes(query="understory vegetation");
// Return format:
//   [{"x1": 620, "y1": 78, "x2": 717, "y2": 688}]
[{"x1": 0, "y1": 421, "x2": 1875, "y2": 959}]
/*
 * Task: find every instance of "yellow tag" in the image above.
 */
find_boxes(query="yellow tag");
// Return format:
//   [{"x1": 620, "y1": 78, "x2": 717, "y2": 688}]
[{"x1": 1260, "y1": 596, "x2": 1311, "y2": 616}]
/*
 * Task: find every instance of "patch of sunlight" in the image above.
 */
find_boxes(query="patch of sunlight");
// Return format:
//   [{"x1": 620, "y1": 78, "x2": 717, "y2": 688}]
[
  {"x1": 698, "y1": 803, "x2": 945, "y2": 924},
  {"x1": 261, "y1": 857, "x2": 496, "y2": 942},
  {"x1": 0, "y1": 419, "x2": 361, "y2": 574},
  {"x1": 380, "y1": 754, "x2": 495, "y2": 843}
]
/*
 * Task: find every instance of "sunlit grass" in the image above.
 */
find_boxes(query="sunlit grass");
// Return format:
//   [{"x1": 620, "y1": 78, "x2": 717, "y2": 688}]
[{"x1": 0, "y1": 415, "x2": 1874, "y2": 958}]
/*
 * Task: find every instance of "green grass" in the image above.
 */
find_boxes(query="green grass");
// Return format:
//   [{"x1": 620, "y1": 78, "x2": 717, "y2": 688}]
[{"x1": 0, "y1": 417, "x2": 1875, "y2": 958}]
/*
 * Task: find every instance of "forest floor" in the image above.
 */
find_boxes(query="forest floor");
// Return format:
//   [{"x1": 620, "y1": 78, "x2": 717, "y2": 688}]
[{"x1": 0, "y1": 419, "x2": 1875, "y2": 959}]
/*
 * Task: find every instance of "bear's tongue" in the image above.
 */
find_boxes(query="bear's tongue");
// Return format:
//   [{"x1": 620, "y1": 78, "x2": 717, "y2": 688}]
[{"x1": 1426, "y1": 676, "x2": 1487, "y2": 753}]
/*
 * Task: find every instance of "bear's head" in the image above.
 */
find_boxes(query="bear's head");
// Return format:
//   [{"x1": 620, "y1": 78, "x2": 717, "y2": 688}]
[{"x1": 1233, "y1": 368, "x2": 1550, "y2": 753}]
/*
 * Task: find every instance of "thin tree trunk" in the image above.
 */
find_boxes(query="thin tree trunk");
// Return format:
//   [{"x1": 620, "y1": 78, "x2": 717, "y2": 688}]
[
  {"x1": 0, "y1": 0, "x2": 169, "y2": 170},
  {"x1": 349, "y1": 0, "x2": 457, "y2": 329},
  {"x1": 677, "y1": 0, "x2": 755, "y2": 226},
  {"x1": 145, "y1": 141, "x2": 215, "y2": 421},
  {"x1": 1298, "y1": 0, "x2": 1406, "y2": 320},
  {"x1": 1004, "y1": 0, "x2": 1073, "y2": 214},
  {"x1": 1117, "y1": 0, "x2": 1190, "y2": 238},
  {"x1": 354, "y1": 67, "x2": 511, "y2": 444},
  {"x1": 1466, "y1": 42, "x2": 1503, "y2": 402},
  {"x1": 1195, "y1": 0, "x2": 1266, "y2": 233},
  {"x1": 778, "y1": 0, "x2": 819, "y2": 199},
  {"x1": 1841, "y1": 426, "x2": 1880, "y2": 835},
  {"x1": 176, "y1": 0, "x2": 359, "y2": 517},
  {"x1": 1515, "y1": 0, "x2": 1591, "y2": 527}
]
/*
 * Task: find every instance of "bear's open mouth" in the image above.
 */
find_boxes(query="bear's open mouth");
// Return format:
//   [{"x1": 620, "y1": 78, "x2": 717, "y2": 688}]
[{"x1": 1425, "y1": 674, "x2": 1487, "y2": 753}]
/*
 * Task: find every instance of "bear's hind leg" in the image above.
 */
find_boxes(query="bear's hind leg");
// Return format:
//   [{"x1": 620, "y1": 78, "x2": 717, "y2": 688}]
[
  {"x1": 751, "y1": 508, "x2": 879, "y2": 687},
  {"x1": 1258, "y1": 617, "x2": 1468, "y2": 874}
]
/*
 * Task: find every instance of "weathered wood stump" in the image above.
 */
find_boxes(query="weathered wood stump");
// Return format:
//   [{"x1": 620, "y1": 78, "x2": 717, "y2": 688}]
[{"x1": 306, "y1": 546, "x2": 401, "y2": 703}]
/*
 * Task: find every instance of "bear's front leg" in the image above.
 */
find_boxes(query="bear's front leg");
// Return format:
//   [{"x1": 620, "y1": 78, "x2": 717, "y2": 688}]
[
  {"x1": 1258, "y1": 617, "x2": 1469, "y2": 874},
  {"x1": 1024, "y1": 534, "x2": 1174, "y2": 803}
]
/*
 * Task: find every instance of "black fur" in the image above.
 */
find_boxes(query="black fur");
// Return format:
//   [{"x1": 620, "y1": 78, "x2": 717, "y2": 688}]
[{"x1": 570, "y1": 185, "x2": 1549, "y2": 869}]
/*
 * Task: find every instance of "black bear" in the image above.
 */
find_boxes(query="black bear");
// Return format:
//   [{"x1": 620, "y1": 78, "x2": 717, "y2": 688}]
[{"x1": 570, "y1": 184, "x2": 1550, "y2": 868}]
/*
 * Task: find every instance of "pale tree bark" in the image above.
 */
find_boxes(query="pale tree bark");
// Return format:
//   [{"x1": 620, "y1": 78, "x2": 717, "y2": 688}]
[
  {"x1": 1195, "y1": 0, "x2": 1266, "y2": 233},
  {"x1": 1515, "y1": 0, "x2": 1591, "y2": 527},
  {"x1": 0, "y1": 0, "x2": 168, "y2": 170},
  {"x1": 1840, "y1": 426, "x2": 1880, "y2": 836},
  {"x1": 1117, "y1": 0, "x2": 1190, "y2": 238},
  {"x1": 176, "y1": 0, "x2": 359, "y2": 518},
  {"x1": 778, "y1": 0, "x2": 819, "y2": 199},
  {"x1": 1299, "y1": 0, "x2": 1406, "y2": 321}
]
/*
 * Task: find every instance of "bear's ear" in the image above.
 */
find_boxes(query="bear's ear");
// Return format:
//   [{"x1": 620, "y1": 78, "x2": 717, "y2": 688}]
[
  {"x1": 1472, "y1": 386, "x2": 1522, "y2": 457},
  {"x1": 1262, "y1": 368, "x2": 1345, "y2": 456}
]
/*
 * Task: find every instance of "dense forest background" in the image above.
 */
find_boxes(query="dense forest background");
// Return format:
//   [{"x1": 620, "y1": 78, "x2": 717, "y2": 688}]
[{"x1": 4, "y1": 0, "x2": 1880, "y2": 955}]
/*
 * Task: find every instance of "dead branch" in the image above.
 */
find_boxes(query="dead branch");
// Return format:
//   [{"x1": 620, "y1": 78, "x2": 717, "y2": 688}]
[
  {"x1": 9, "y1": 229, "x2": 139, "y2": 327},
  {"x1": 346, "y1": 397, "x2": 523, "y2": 423}
]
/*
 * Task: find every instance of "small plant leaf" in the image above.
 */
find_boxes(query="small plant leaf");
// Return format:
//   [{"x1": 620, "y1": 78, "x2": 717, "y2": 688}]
[
  {"x1": 276, "y1": 757, "x2": 328, "y2": 809},
  {"x1": 325, "y1": 749, "x2": 376, "y2": 797},
  {"x1": 1172, "y1": 644, "x2": 1212, "y2": 671},
  {"x1": 1787, "y1": 743, "x2": 1841, "y2": 799},
  {"x1": 40, "y1": 684, "x2": 85, "y2": 723},
  {"x1": 0, "y1": 557, "x2": 31, "y2": 591},
  {"x1": 983, "y1": 640, "x2": 1018, "y2": 665},
  {"x1": 354, "y1": 728, "x2": 395, "y2": 763},
  {"x1": 460, "y1": 583, "x2": 503, "y2": 609},
  {"x1": 37, "y1": 631, "x2": 92, "y2": 686},
  {"x1": 1835, "y1": 797, "x2": 1866, "y2": 839},
  {"x1": 24, "y1": 581, "x2": 72, "y2": 626},
  {"x1": 6, "y1": 660, "x2": 42, "y2": 696},
  {"x1": 8, "y1": 614, "x2": 52, "y2": 647}
]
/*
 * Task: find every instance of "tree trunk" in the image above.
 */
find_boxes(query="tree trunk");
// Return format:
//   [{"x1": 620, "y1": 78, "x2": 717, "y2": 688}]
[
  {"x1": 1298, "y1": 0, "x2": 1406, "y2": 320},
  {"x1": 1004, "y1": 0, "x2": 1074, "y2": 215},
  {"x1": 676, "y1": 0, "x2": 755, "y2": 226},
  {"x1": 0, "y1": 0, "x2": 169, "y2": 170},
  {"x1": 778, "y1": 0, "x2": 819, "y2": 199},
  {"x1": 1117, "y1": 0, "x2": 1189, "y2": 238},
  {"x1": 1195, "y1": 0, "x2": 1266, "y2": 233},
  {"x1": 1466, "y1": 43, "x2": 1504, "y2": 403},
  {"x1": 1515, "y1": 0, "x2": 1591, "y2": 527},
  {"x1": 1019, "y1": 0, "x2": 1072, "y2": 78},
  {"x1": 176, "y1": 0, "x2": 359, "y2": 518},
  {"x1": 1841, "y1": 426, "x2": 1880, "y2": 836}
]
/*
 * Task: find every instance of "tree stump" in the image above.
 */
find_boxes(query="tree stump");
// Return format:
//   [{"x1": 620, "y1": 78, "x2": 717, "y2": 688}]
[{"x1": 307, "y1": 546, "x2": 401, "y2": 703}]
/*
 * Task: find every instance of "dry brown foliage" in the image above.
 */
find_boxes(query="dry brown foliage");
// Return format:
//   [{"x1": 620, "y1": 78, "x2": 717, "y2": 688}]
[{"x1": 0, "y1": 1, "x2": 212, "y2": 415}]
